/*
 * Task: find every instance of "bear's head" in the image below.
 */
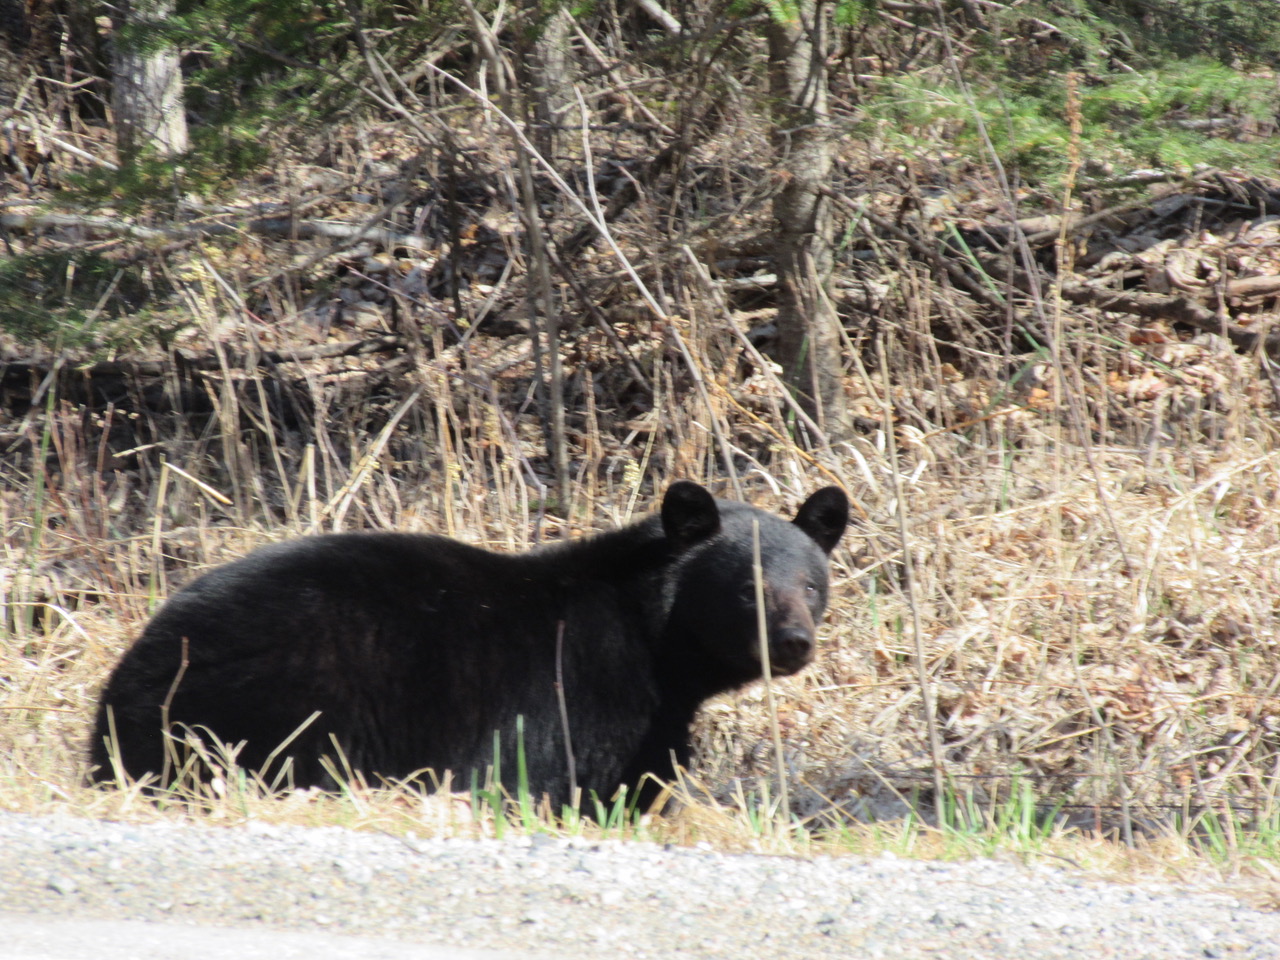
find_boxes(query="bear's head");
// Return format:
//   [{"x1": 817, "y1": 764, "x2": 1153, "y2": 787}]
[{"x1": 660, "y1": 481, "x2": 849, "y2": 694}]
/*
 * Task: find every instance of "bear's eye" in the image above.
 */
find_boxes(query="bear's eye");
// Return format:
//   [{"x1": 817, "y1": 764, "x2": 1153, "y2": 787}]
[
  {"x1": 805, "y1": 583, "x2": 819, "y2": 596},
  {"x1": 739, "y1": 583, "x2": 761, "y2": 602}
]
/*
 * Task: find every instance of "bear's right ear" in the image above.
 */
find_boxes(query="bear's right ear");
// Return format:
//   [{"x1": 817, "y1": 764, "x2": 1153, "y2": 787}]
[
  {"x1": 661, "y1": 481, "x2": 721, "y2": 548},
  {"x1": 793, "y1": 486, "x2": 849, "y2": 554}
]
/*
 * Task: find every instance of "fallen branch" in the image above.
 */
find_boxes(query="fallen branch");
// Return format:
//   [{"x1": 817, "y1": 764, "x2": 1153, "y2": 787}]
[
  {"x1": 634, "y1": 0, "x2": 682, "y2": 35},
  {"x1": 1058, "y1": 283, "x2": 1280, "y2": 356},
  {"x1": 3, "y1": 119, "x2": 119, "y2": 171},
  {"x1": 2, "y1": 334, "x2": 405, "y2": 382},
  {"x1": 971, "y1": 248, "x2": 1280, "y2": 357},
  {"x1": 0, "y1": 211, "x2": 430, "y2": 251},
  {"x1": 1223, "y1": 275, "x2": 1280, "y2": 300},
  {"x1": 1015, "y1": 199, "x2": 1152, "y2": 247}
]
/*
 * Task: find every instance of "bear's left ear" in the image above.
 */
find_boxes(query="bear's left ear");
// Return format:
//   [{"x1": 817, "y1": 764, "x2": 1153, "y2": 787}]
[
  {"x1": 661, "y1": 481, "x2": 721, "y2": 548},
  {"x1": 793, "y1": 487, "x2": 849, "y2": 554}
]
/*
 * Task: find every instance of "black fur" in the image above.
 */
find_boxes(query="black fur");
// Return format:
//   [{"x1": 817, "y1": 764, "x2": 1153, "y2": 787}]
[{"x1": 89, "y1": 482, "x2": 849, "y2": 808}]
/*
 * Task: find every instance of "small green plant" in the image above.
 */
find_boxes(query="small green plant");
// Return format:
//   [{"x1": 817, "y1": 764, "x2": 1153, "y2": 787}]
[
  {"x1": 514, "y1": 715, "x2": 539, "y2": 831},
  {"x1": 470, "y1": 732, "x2": 508, "y2": 838},
  {"x1": 1183, "y1": 803, "x2": 1280, "y2": 865},
  {"x1": 0, "y1": 252, "x2": 165, "y2": 351},
  {"x1": 928, "y1": 775, "x2": 1068, "y2": 858}
]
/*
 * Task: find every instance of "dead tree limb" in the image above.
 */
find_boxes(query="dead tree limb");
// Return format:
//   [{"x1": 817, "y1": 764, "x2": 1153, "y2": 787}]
[
  {"x1": 1057, "y1": 284, "x2": 1280, "y2": 356},
  {"x1": 2, "y1": 335, "x2": 405, "y2": 383},
  {"x1": 0, "y1": 211, "x2": 430, "y2": 251}
]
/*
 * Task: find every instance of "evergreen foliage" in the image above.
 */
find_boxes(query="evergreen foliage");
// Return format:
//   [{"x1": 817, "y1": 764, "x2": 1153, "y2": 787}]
[
  {"x1": 852, "y1": 0, "x2": 1280, "y2": 186},
  {"x1": 0, "y1": 252, "x2": 177, "y2": 353},
  {"x1": 116, "y1": 0, "x2": 461, "y2": 178}
]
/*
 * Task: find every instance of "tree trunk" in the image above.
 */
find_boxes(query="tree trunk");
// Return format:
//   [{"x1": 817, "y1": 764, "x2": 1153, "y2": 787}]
[
  {"x1": 470, "y1": 0, "x2": 571, "y2": 507},
  {"x1": 525, "y1": 6, "x2": 574, "y2": 504},
  {"x1": 766, "y1": 0, "x2": 847, "y2": 443},
  {"x1": 530, "y1": 7, "x2": 574, "y2": 159},
  {"x1": 111, "y1": 0, "x2": 188, "y2": 162}
]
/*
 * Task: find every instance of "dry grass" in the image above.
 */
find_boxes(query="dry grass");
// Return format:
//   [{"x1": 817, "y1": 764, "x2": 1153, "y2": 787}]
[{"x1": 2, "y1": 303, "x2": 1279, "y2": 886}]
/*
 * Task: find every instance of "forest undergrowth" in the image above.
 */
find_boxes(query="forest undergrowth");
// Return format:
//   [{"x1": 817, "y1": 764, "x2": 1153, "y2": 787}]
[{"x1": 2, "y1": 0, "x2": 1280, "y2": 881}]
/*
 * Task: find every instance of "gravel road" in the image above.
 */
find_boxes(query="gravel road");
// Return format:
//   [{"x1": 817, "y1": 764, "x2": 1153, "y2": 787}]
[{"x1": 1, "y1": 811, "x2": 1276, "y2": 959}]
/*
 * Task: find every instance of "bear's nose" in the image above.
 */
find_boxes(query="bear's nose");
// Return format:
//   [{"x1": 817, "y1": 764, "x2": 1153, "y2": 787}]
[{"x1": 773, "y1": 627, "x2": 814, "y2": 667}]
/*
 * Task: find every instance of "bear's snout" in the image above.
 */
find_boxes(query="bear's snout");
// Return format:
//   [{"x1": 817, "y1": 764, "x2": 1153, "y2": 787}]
[{"x1": 771, "y1": 624, "x2": 815, "y2": 674}]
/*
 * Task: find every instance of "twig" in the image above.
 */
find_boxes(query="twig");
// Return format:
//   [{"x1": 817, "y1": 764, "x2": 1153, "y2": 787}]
[
  {"x1": 819, "y1": 187, "x2": 1006, "y2": 313},
  {"x1": 679, "y1": 245, "x2": 846, "y2": 464},
  {"x1": 159, "y1": 636, "x2": 191, "y2": 788},
  {"x1": 4, "y1": 119, "x2": 119, "y2": 170},
  {"x1": 574, "y1": 89, "x2": 739, "y2": 494},
  {"x1": 569, "y1": 20, "x2": 675, "y2": 136},
  {"x1": 319, "y1": 385, "x2": 424, "y2": 530},
  {"x1": 751, "y1": 519, "x2": 791, "y2": 828},
  {"x1": 553, "y1": 620, "x2": 578, "y2": 810},
  {"x1": 543, "y1": 245, "x2": 653, "y2": 396},
  {"x1": 878, "y1": 337, "x2": 946, "y2": 823}
]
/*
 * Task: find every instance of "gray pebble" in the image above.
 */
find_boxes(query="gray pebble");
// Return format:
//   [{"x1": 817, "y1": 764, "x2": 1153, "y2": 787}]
[
  {"x1": 2, "y1": 811, "x2": 1278, "y2": 959},
  {"x1": 46, "y1": 875, "x2": 78, "y2": 896}
]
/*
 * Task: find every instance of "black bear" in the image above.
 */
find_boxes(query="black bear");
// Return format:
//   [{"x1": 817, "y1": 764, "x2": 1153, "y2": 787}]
[{"x1": 90, "y1": 481, "x2": 848, "y2": 809}]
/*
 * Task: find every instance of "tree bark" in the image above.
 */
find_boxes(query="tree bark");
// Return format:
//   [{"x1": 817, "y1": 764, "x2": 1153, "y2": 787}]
[
  {"x1": 766, "y1": 0, "x2": 847, "y2": 443},
  {"x1": 111, "y1": 0, "x2": 189, "y2": 162},
  {"x1": 529, "y1": 6, "x2": 574, "y2": 159},
  {"x1": 466, "y1": 0, "x2": 570, "y2": 506}
]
